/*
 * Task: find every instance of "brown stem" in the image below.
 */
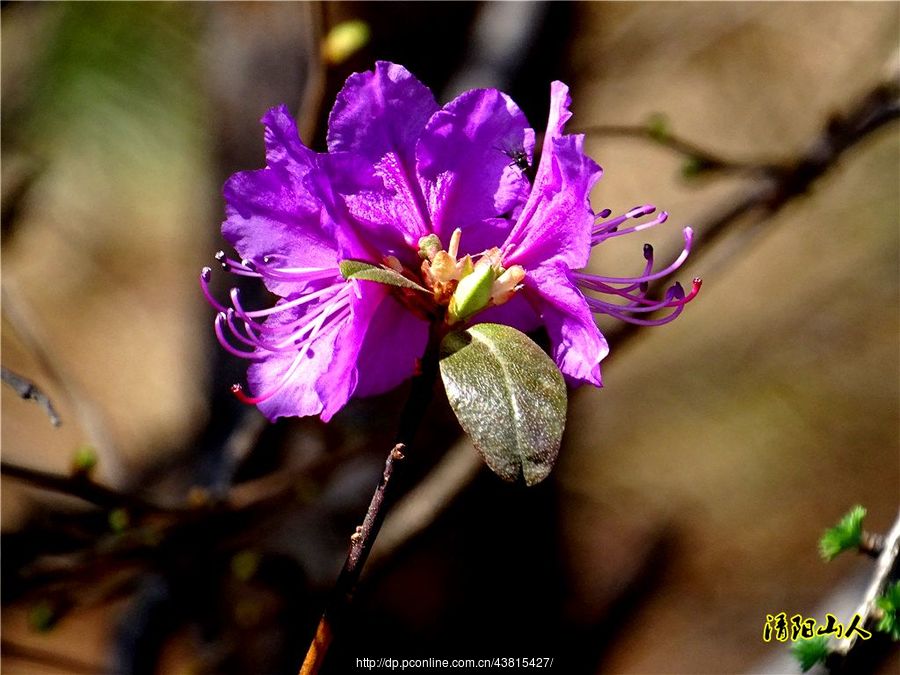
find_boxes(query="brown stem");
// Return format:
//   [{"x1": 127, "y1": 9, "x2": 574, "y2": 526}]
[
  {"x1": 299, "y1": 330, "x2": 440, "y2": 674},
  {"x1": 576, "y1": 123, "x2": 772, "y2": 176},
  {"x1": 299, "y1": 444, "x2": 406, "y2": 675},
  {"x1": 0, "y1": 460, "x2": 172, "y2": 515},
  {"x1": 830, "y1": 510, "x2": 900, "y2": 664},
  {"x1": 859, "y1": 530, "x2": 886, "y2": 559}
]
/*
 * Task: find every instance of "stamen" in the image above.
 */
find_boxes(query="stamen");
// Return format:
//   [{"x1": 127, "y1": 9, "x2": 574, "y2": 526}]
[
  {"x1": 230, "y1": 350, "x2": 306, "y2": 404},
  {"x1": 229, "y1": 283, "x2": 343, "y2": 322},
  {"x1": 200, "y1": 268, "x2": 228, "y2": 313},
  {"x1": 448, "y1": 228, "x2": 462, "y2": 260},
  {"x1": 600, "y1": 303, "x2": 685, "y2": 327},
  {"x1": 229, "y1": 299, "x2": 348, "y2": 404},
  {"x1": 214, "y1": 312, "x2": 263, "y2": 359},
  {"x1": 592, "y1": 208, "x2": 668, "y2": 244},
  {"x1": 575, "y1": 227, "x2": 694, "y2": 285}
]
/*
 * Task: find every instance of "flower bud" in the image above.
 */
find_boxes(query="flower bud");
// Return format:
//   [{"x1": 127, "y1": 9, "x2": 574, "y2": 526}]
[{"x1": 448, "y1": 263, "x2": 495, "y2": 324}]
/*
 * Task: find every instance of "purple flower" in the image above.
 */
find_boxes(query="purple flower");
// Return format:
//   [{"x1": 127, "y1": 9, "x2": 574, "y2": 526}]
[{"x1": 201, "y1": 62, "x2": 698, "y2": 421}]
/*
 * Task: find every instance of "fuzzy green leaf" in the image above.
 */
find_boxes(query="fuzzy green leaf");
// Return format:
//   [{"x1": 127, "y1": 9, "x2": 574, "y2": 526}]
[
  {"x1": 791, "y1": 636, "x2": 829, "y2": 672},
  {"x1": 819, "y1": 505, "x2": 866, "y2": 561},
  {"x1": 339, "y1": 260, "x2": 429, "y2": 293},
  {"x1": 439, "y1": 323, "x2": 567, "y2": 486}
]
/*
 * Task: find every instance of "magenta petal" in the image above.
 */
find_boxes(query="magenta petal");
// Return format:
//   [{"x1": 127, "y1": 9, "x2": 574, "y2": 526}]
[
  {"x1": 354, "y1": 294, "x2": 430, "y2": 398},
  {"x1": 417, "y1": 88, "x2": 534, "y2": 255},
  {"x1": 246, "y1": 301, "x2": 347, "y2": 421},
  {"x1": 326, "y1": 62, "x2": 439, "y2": 248},
  {"x1": 223, "y1": 106, "x2": 337, "y2": 295},
  {"x1": 502, "y1": 83, "x2": 602, "y2": 270},
  {"x1": 472, "y1": 294, "x2": 541, "y2": 334},
  {"x1": 339, "y1": 151, "x2": 434, "y2": 253},
  {"x1": 525, "y1": 263, "x2": 607, "y2": 387},
  {"x1": 327, "y1": 62, "x2": 438, "y2": 162},
  {"x1": 312, "y1": 281, "x2": 383, "y2": 422}
]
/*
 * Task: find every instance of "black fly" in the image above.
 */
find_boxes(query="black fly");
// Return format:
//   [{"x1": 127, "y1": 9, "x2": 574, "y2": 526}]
[{"x1": 496, "y1": 146, "x2": 535, "y2": 182}]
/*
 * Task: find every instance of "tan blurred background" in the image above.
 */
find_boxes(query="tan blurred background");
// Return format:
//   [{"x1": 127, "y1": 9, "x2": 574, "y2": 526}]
[{"x1": 2, "y1": 2, "x2": 898, "y2": 673}]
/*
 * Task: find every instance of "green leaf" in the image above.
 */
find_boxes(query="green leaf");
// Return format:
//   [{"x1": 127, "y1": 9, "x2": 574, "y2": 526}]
[
  {"x1": 791, "y1": 636, "x2": 829, "y2": 672},
  {"x1": 875, "y1": 580, "x2": 900, "y2": 640},
  {"x1": 819, "y1": 505, "x2": 866, "y2": 561},
  {"x1": 339, "y1": 260, "x2": 428, "y2": 293},
  {"x1": 439, "y1": 323, "x2": 567, "y2": 486}
]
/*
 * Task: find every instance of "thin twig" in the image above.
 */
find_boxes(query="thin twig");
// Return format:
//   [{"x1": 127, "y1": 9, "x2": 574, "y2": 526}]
[
  {"x1": 1, "y1": 366, "x2": 61, "y2": 426},
  {"x1": 829, "y1": 510, "x2": 900, "y2": 665},
  {"x1": 299, "y1": 444, "x2": 406, "y2": 675},
  {"x1": 579, "y1": 122, "x2": 771, "y2": 176},
  {"x1": 604, "y1": 76, "x2": 900, "y2": 348},
  {"x1": 0, "y1": 460, "x2": 172, "y2": 515},
  {"x1": 369, "y1": 438, "x2": 482, "y2": 572},
  {"x1": 2, "y1": 283, "x2": 124, "y2": 482},
  {"x1": 300, "y1": 332, "x2": 441, "y2": 675}
]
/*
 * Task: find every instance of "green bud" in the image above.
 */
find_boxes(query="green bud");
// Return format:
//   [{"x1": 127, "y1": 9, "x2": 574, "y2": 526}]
[
  {"x1": 646, "y1": 112, "x2": 670, "y2": 141},
  {"x1": 448, "y1": 264, "x2": 495, "y2": 324},
  {"x1": 791, "y1": 635, "x2": 829, "y2": 672},
  {"x1": 108, "y1": 507, "x2": 130, "y2": 533},
  {"x1": 72, "y1": 445, "x2": 98, "y2": 475}
]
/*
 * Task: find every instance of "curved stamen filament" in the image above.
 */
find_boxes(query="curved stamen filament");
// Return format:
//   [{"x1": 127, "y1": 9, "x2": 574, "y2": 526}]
[
  {"x1": 230, "y1": 301, "x2": 347, "y2": 405},
  {"x1": 200, "y1": 268, "x2": 229, "y2": 313},
  {"x1": 575, "y1": 227, "x2": 693, "y2": 285},
  {"x1": 230, "y1": 282, "x2": 343, "y2": 322},
  {"x1": 593, "y1": 204, "x2": 655, "y2": 228},
  {"x1": 592, "y1": 211, "x2": 669, "y2": 244},
  {"x1": 230, "y1": 288, "x2": 351, "y2": 353},
  {"x1": 215, "y1": 313, "x2": 262, "y2": 359},
  {"x1": 586, "y1": 286, "x2": 686, "y2": 314},
  {"x1": 589, "y1": 301, "x2": 686, "y2": 327}
]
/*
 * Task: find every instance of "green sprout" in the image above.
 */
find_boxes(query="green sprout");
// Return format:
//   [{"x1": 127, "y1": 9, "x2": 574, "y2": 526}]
[
  {"x1": 819, "y1": 505, "x2": 866, "y2": 561},
  {"x1": 28, "y1": 600, "x2": 57, "y2": 633},
  {"x1": 71, "y1": 445, "x2": 98, "y2": 475},
  {"x1": 875, "y1": 580, "x2": 900, "y2": 641},
  {"x1": 681, "y1": 156, "x2": 711, "y2": 180},
  {"x1": 645, "y1": 112, "x2": 670, "y2": 142},
  {"x1": 791, "y1": 635, "x2": 829, "y2": 672},
  {"x1": 108, "y1": 507, "x2": 130, "y2": 533}
]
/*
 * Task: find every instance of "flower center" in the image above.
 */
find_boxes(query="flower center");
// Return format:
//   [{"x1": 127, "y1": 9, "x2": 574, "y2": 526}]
[{"x1": 417, "y1": 228, "x2": 525, "y2": 324}]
